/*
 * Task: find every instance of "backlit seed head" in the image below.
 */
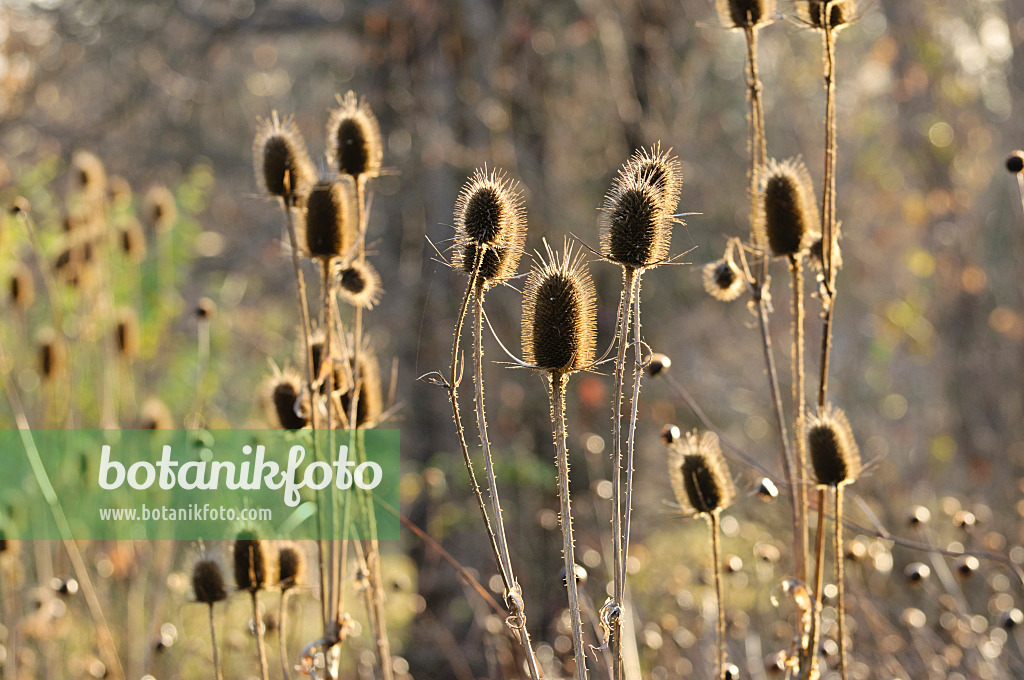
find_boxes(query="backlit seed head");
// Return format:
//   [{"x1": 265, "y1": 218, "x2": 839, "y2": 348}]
[
  {"x1": 138, "y1": 397, "x2": 173, "y2": 429},
  {"x1": 142, "y1": 186, "x2": 177, "y2": 233},
  {"x1": 703, "y1": 255, "x2": 745, "y2": 302},
  {"x1": 668, "y1": 430, "x2": 735, "y2": 516},
  {"x1": 37, "y1": 328, "x2": 64, "y2": 382},
  {"x1": 233, "y1": 531, "x2": 271, "y2": 592},
  {"x1": 337, "y1": 338, "x2": 384, "y2": 429},
  {"x1": 263, "y1": 368, "x2": 308, "y2": 430},
  {"x1": 453, "y1": 242, "x2": 521, "y2": 286},
  {"x1": 337, "y1": 260, "x2": 383, "y2": 309},
  {"x1": 192, "y1": 558, "x2": 228, "y2": 605},
  {"x1": 715, "y1": 0, "x2": 776, "y2": 28},
  {"x1": 648, "y1": 353, "x2": 671, "y2": 377},
  {"x1": 277, "y1": 544, "x2": 304, "y2": 590},
  {"x1": 326, "y1": 91, "x2": 383, "y2": 181},
  {"x1": 302, "y1": 329, "x2": 343, "y2": 397},
  {"x1": 254, "y1": 111, "x2": 315, "y2": 200},
  {"x1": 1006, "y1": 151, "x2": 1024, "y2": 174},
  {"x1": 70, "y1": 150, "x2": 107, "y2": 200},
  {"x1": 806, "y1": 405, "x2": 860, "y2": 487},
  {"x1": 9, "y1": 263, "x2": 35, "y2": 311},
  {"x1": 521, "y1": 242, "x2": 597, "y2": 374},
  {"x1": 196, "y1": 297, "x2": 216, "y2": 320},
  {"x1": 108, "y1": 175, "x2": 132, "y2": 208},
  {"x1": 118, "y1": 219, "x2": 147, "y2": 262},
  {"x1": 301, "y1": 177, "x2": 357, "y2": 260},
  {"x1": 601, "y1": 146, "x2": 681, "y2": 269},
  {"x1": 759, "y1": 158, "x2": 818, "y2": 258},
  {"x1": 453, "y1": 167, "x2": 527, "y2": 276},
  {"x1": 114, "y1": 307, "x2": 140, "y2": 361},
  {"x1": 904, "y1": 561, "x2": 930, "y2": 585},
  {"x1": 800, "y1": 0, "x2": 857, "y2": 30}
]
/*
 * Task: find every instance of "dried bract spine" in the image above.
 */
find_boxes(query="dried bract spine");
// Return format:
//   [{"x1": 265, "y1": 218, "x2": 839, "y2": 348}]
[
  {"x1": 806, "y1": 405, "x2": 861, "y2": 487},
  {"x1": 668, "y1": 430, "x2": 735, "y2": 516},
  {"x1": 326, "y1": 91, "x2": 383, "y2": 181},
  {"x1": 253, "y1": 111, "x2": 315, "y2": 200},
  {"x1": 759, "y1": 158, "x2": 818, "y2": 258}
]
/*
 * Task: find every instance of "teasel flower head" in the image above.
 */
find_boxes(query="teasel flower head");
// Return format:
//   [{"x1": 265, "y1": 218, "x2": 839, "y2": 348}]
[
  {"x1": 118, "y1": 218, "x2": 147, "y2": 262},
  {"x1": 233, "y1": 530, "x2": 272, "y2": 592},
  {"x1": 138, "y1": 397, "x2": 173, "y2": 429},
  {"x1": 806, "y1": 405, "x2": 860, "y2": 487},
  {"x1": 253, "y1": 111, "x2": 315, "y2": 201},
  {"x1": 799, "y1": 0, "x2": 857, "y2": 30},
  {"x1": 758, "y1": 157, "x2": 818, "y2": 258},
  {"x1": 337, "y1": 336, "x2": 384, "y2": 428},
  {"x1": 142, "y1": 186, "x2": 178, "y2": 233},
  {"x1": 715, "y1": 0, "x2": 776, "y2": 29},
  {"x1": 37, "y1": 328, "x2": 64, "y2": 382},
  {"x1": 277, "y1": 544, "x2": 304, "y2": 590},
  {"x1": 191, "y1": 557, "x2": 228, "y2": 605},
  {"x1": 326, "y1": 91, "x2": 383, "y2": 182},
  {"x1": 601, "y1": 145, "x2": 681, "y2": 270},
  {"x1": 452, "y1": 167, "x2": 526, "y2": 287},
  {"x1": 70, "y1": 150, "x2": 107, "y2": 201},
  {"x1": 9, "y1": 263, "x2": 35, "y2": 311},
  {"x1": 703, "y1": 244, "x2": 746, "y2": 302},
  {"x1": 263, "y1": 368, "x2": 309, "y2": 430},
  {"x1": 522, "y1": 241, "x2": 597, "y2": 375},
  {"x1": 301, "y1": 176, "x2": 357, "y2": 261},
  {"x1": 337, "y1": 259, "x2": 383, "y2": 309},
  {"x1": 667, "y1": 430, "x2": 735, "y2": 516},
  {"x1": 114, "y1": 307, "x2": 140, "y2": 361}
]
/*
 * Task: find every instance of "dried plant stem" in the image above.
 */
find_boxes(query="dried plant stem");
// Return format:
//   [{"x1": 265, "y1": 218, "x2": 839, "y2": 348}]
[
  {"x1": 805, "y1": 487, "x2": 828, "y2": 678},
  {"x1": 252, "y1": 591, "x2": 271, "y2": 680},
  {"x1": 817, "y1": 25, "x2": 839, "y2": 412},
  {"x1": 790, "y1": 256, "x2": 810, "y2": 579},
  {"x1": 279, "y1": 591, "x2": 291, "y2": 680},
  {"x1": 622, "y1": 273, "x2": 644, "y2": 570},
  {"x1": 550, "y1": 372, "x2": 588, "y2": 680},
  {"x1": 209, "y1": 604, "x2": 224, "y2": 680},
  {"x1": 709, "y1": 511, "x2": 727, "y2": 680},
  {"x1": 834, "y1": 486, "x2": 848, "y2": 680}
]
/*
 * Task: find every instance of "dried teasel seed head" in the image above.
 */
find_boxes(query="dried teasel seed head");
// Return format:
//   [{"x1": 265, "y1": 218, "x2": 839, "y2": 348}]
[
  {"x1": 108, "y1": 175, "x2": 132, "y2": 207},
  {"x1": 142, "y1": 186, "x2": 177, "y2": 233},
  {"x1": 337, "y1": 340, "x2": 384, "y2": 428},
  {"x1": 254, "y1": 111, "x2": 315, "y2": 200},
  {"x1": 601, "y1": 146, "x2": 681, "y2": 269},
  {"x1": 1006, "y1": 151, "x2": 1024, "y2": 174},
  {"x1": 196, "y1": 297, "x2": 216, "y2": 320},
  {"x1": 233, "y1": 531, "x2": 272, "y2": 592},
  {"x1": 277, "y1": 544, "x2": 305, "y2": 590},
  {"x1": 138, "y1": 397, "x2": 173, "y2": 429},
  {"x1": 452, "y1": 168, "x2": 526, "y2": 281},
  {"x1": 703, "y1": 254, "x2": 745, "y2": 302},
  {"x1": 37, "y1": 328, "x2": 65, "y2": 382},
  {"x1": 114, "y1": 307, "x2": 140, "y2": 361},
  {"x1": 759, "y1": 158, "x2": 818, "y2": 258},
  {"x1": 191, "y1": 558, "x2": 227, "y2": 604},
  {"x1": 522, "y1": 242, "x2": 597, "y2": 374},
  {"x1": 806, "y1": 405, "x2": 860, "y2": 487},
  {"x1": 337, "y1": 260, "x2": 383, "y2": 309},
  {"x1": 648, "y1": 353, "x2": 671, "y2": 377},
  {"x1": 263, "y1": 368, "x2": 308, "y2": 430},
  {"x1": 715, "y1": 0, "x2": 776, "y2": 28},
  {"x1": 118, "y1": 219, "x2": 147, "y2": 262},
  {"x1": 70, "y1": 150, "x2": 107, "y2": 200},
  {"x1": 800, "y1": 0, "x2": 857, "y2": 30},
  {"x1": 326, "y1": 91, "x2": 383, "y2": 181},
  {"x1": 9, "y1": 263, "x2": 35, "y2": 311},
  {"x1": 667, "y1": 430, "x2": 735, "y2": 516},
  {"x1": 10, "y1": 196, "x2": 30, "y2": 215},
  {"x1": 302, "y1": 178, "x2": 357, "y2": 261}
]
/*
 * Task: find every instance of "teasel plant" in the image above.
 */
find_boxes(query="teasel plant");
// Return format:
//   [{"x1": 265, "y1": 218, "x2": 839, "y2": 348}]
[
  {"x1": 277, "y1": 544, "x2": 305, "y2": 680},
  {"x1": 421, "y1": 166, "x2": 542, "y2": 678},
  {"x1": 235, "y1": 531, "x2": 274, "y2": 680},
  {"x1": 518, "y1": 239, "x2": 597, "y2": 680},
  {"x1": 191, "y1": 555, "x2": 228, "y2": 680},
  {"x1": 665, "y1": 427, "x2": 736, "y2": 680},
  {"x1": 598, "y1": 144, "x2": 681, "y2": 680}
]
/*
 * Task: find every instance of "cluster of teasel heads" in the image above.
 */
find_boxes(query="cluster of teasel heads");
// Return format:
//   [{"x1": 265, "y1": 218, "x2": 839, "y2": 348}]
[{"x1": 190, "y1": 535, "x2": 305, "y2": 680}]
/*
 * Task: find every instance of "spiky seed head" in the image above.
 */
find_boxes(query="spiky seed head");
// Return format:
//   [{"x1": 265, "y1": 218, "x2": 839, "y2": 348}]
[
  {"x1": 108, "y1": 175, "x2": 132, "y2": 207},
  {"x1": 326, "y1": 91, "x2": 383, "y2": 181},
  {"x1": 114, "y1": 307, "x2": 139, "y2": 361},
  {"x1": 253, "y1": 112, "x2": 315, "y2": 200},
  {"x1": 263, "y1": 369, "x2": 308, "y2": 430},
  {"x1": 648, "y1": 353, "x2": 671, "y2": 377},
  {"x1": 192, "y1": 558, "x2": 227, "y2": 604},
  {"x1": 454, "y1": 167, "x2": 527, "y2": 250},
  {"x1": 668, "y1": 430, "x2": 735, "y2": 516},
  {"x1": 138, "y1": 397, "x2": 173, "y2": 429},
  {"x1": 278, "y1": 544, "x2": 305, "y2": 590},
  {"x1": 759, "y1": 158, "x2": 818, "y2": 258},
  {"x1": 1007, "y1": 151, "x2": 1024, "y2": 174},
  {"x1": 337, "y1": 260, "x2": 383, "y2": 309},
  {"x1": 806, "y1": 405, "x2": 860, "y2": 487},
  {"x1": 37, "y1": 328, "x2": 64, "y2": 382},
  {"x1": 118, "y1": 219, "x2": 147, "y2": 262},
  {"x1": 10, "y1": 196, "x2": 30, "y2": 215},
  {"x1": 70, "y1": 150, "x2": 107, "y2": 199},
  {"x1": 522, "y1": 243, "x2": 597, "y2": 374},
  {"x1": 703, "y1": 255, "x2": 745, "y2": 302},
  {"x1": 233, "y1": 531, "x2": 271, "y2": 592},
  {"x1": 302, "y1": 178, "x2": 357, "y2": 260},
  {"x1": 9, "y1": 264, "x2": 35, "y2": 311},
  {"x1": 601, "y1": 146, "x2": 681, "y2": 269},
  {"x1": 800, "y1": 0, "x2": 856, "y2": 29},
  {"x1": 338, "y1": 342, "x2": 383, "y2": 428},
  {"x1": 716, "y1": 0, "x2": 776, "y2": 28},
  {"x1": 142, "y1": 186, "x2": 177, "y2": 233}
]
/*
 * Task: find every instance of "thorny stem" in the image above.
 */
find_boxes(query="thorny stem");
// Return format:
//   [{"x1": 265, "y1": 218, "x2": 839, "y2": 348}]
[
  {"x1": 209, "y1": 604, "x2": 224, "y2": 680},
  {"x1": 835, "y1": 486, "x2": 848, "y2": 680},
  {"x1": 818, "y1": 22, "x2": 839, "y2": 412},
  {"x1": 321, "y1": 258, "x2": 340, "y2": 643},
  {"x1": 806, "y1": 487, "x2": 828, "y2": 678},
  {"x1": 621, "y1": 272, "x2": 645, "y2": 665},
  {"x1": 790, "y1": 256, "x2": 810, "y2": 581},
  {"x1": 709, "y1": 512, "x2": 727, "y2": 680},
  {"x1": 252, "y1": 591, "x2": 271, "y2": 680},
  {"x1": 551, "y1": 372, "x2": 588, "y2": 680}
]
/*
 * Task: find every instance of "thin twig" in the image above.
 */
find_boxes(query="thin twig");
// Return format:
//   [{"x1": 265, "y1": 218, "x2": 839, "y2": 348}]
[{"x1": 710, "y1": 511, "x2": 727, "y2": 680}]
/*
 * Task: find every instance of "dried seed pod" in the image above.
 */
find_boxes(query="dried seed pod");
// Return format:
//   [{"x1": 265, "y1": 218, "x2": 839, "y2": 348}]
[
  {"x1": 253, "y1": 111, "x2": 315, "y2": 200},
  {"x1": 337, "y1": 259, "x2": 383, "y2": 309},
  {"x1": 647, "y1": 353, "x2": 671, "y2": 377},
  {"x1": 37, "y1": 328, "x2": 65, "y2": 382},
  {"x1": 142, "y1": 186, "x2": 177, "y2": 233},
  {"x1": 263, "y1": 368, "x2": 308, "y2": 430},
  {"x1": 233, "y1": 531, "x2": 271, "y2": 592},
  {"x1": 118, "y1": 218, "x2": 147, "y2": 262},
  {"x1": 326, "y1": 91, "x2": 383, "y2": 181},
  {"x1": 522, "y1": 243, "x2": 597, "y2": 374},
  {"x1": 277, "y1": 544, "x2": 304, "y2": 590},
  {"x1": 302, "y1": 178, "x2": 357, "y2": 260},
  {"x1": 1006, "y1": 151, "x2": 1024, "y2": 174},
  {"x1": 9, "y1": 263, "x2": 35, "y2": 311},
  {"x1": 137, "y1": 397, "x2": 173, "y2": 429},
  {"x1": 806, "y1": 405, "x2": 860, "y2": 487},
  {"x1": 759, "y1": 158, "x2": 818, "y2": 258},
  {"x1": 716, "y1": 0, "x2": 776, "y2": 28},
  {"x1": 108, "y1": 175, "x2": 132, "y2": 208},
  {"x1": 192, "y1": 558, "x2": 228, "y2": 604},
  {"x1": 800, "y1": 0, "x2": 857, "y2": 30},
  {"x1": 114, "y1": 307, "x2": 140, "y2": 361},
  {"x1": 195, "y1": 297, "x2": 216, "y2": 320},
  {"x1": 70, "y1": 150, "x2": 107, "y2": 200},
  {"x1": 337, "y1": 341, "x2": 383, "y2": 428},
  {"x1": 667, "y1": 430, "x2": 735, "y2": 516},
  {"x1": 703, "y1": 255, "x2": 745, "y2": 302},
  {"x1": 452, "y1": 168, "x2": 526, "y2": 286},
  {"x1": 628, "y1": 144, "x2": 682, "y2": 215}
]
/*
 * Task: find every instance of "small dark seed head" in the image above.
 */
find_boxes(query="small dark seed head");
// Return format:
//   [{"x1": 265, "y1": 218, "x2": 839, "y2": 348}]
[
  {"x1": 660, "y1": 424, "x2": 681, "y2": 445},
  {"x1": 37, "y1": 328, "x2": 64, "y2": 382},
  {"x1": 521, "y1": 242, "x2": 597, "y2": 374},
  {"x1": 908, "y1": 505, "x2": 931, "y2": 527},
  {"x1": 253, "y1": 111, "x2": 315, "y2": 200},
  {"x1": 114, "y1": 307, "x2": 139, "y2": 361},
  {"x1": 337, "y1": 341, "x2": 384, "y2": 428},
  {"x1": 263, "y1": 369, "x2": 308, "y2": 430},
  {"x1": 302, "y1": 178, "x2": 357, "y2": 260},
  {"x1": 667, "y1": 430, "x2": 735, "y2": 516},
  {"x1": 904, "y1": 561, "x2": 930, "y2": 585},
  {"x1": 954, "y1": 555, "x2": 979, "y2": 579},
  {"x1": 10, "y1": 196, "x2": 30, "y2": 215},
  {"x1": 70, "y1": 150, "x2": 107, "y2": 200},
  {"x1": 192, "y1": 558, "x2": 228, "y2": 604},
  {"x1": 337, "y1": 260, "x2": 383, "y2": 309},
  {"x1": 716, "y1": 0, "x2": 776, "y2": 28},
  {"x1": 648, "y1": 353, "x2": 671, "y2": 377},
  {"x1": 142, "y1": 186, "x2": 177, "y2": 233},
  {"x1": 196, "y1": 297, "x2": 216, "y2": 320},
  {"x1": 723, "y1": 663, "x2": 740, "y2": 680},
  {"x1": 999, "y1": 608, "x2": 1024, "y2": 629},
  {"x1": 703, "y1": 255, "x2": 745, "y2": 302},
  {"x1": 800, "y1": 0, "x2": 857, "y2": 30},
  {"x1": 118, "y1": 219, "x2": 147, "y2": 262},
  {"x1": 806, "y1": 405, "x2": 860, "y2": 487},
  {"x1": 277, "y1": 544, "x2": 304, "y2": 590},
  {"x1": 326, "y1": 91, "x2": 383, "y2": 181},
  {"x1": 233, "y1": 531, "x2": 271, "y2": 592},
  {"x1": 452, "y1": 169, "x2": 527, "y2": 286},
  {"x1": 1006, "y1": 151, "x2": 1024, "y2": 174},
  {"x1": 759, "y1": 158, "x2": 818, "y2": 258},
  {"x1": 108, "y1": 175, "x2": 132, "y2": 207},
  {"x1": 138, "y1": 397, "x2": 173, "y2": 429},
  {"x1": 9, "y1": 264, "x2": 35, "y2": 311}
]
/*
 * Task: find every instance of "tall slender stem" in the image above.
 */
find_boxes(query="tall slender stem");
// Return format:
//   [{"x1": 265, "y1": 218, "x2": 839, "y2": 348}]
[
  {"x1": 209, "y1": 604, "x2": 224, "y2": 680},
  {"x1": 806, "y1": 487, "x2": 827, "y2": 677},
  {"x1": 551, "y1": 372, "x2": 588, "y2": 680},
  {"x1": 279, "y1": 592, "x2": 291, "y2": 680},
  {"x1": 834, "y1": 486, "x2": 848, "y2": 680},
  {"x1": 252, "y1": 591, "x2": 270, "y2": 680},
  {"x1": 622, "y1": 272, "x2": 644, "y2": 587},
  {"x1": 790, "y1": 256, "x2": 809, "y2": 580},
  {"x1": 710, "y1": 512, "x2": 726, "y2": 680},
  {"x1": 817, "y1": 25, "x2": 839, "y2": 412}
]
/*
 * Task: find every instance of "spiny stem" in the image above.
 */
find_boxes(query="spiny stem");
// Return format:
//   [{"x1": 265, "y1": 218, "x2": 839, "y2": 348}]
[
  {"x1": 806, "y1": 487, "x2": 828, "y2": 678},
  {"x1": 790, "y1": 256, "x2": 810, "y2": 581},
  {"x1": 209, "y1": 604, "x2": 224, "y2": 680},
  {"x1": 252, "y1": 591, "x2": 270, "y2": 680},
  {"x1": 621, "y1": 272, "x2": 644, "y2": 586},
  {"x1": 817, "y1": 23, "x2": 839, "y2": 412},
  {"x1": 551, "y1": 372, "x2": 588, "y2": 680},
  {"x1": 835, "y1": 486, "x2": 848, "y2": 680},
  {"x1": 709, "y1": 512, "x2": 727, "y2": 680}
]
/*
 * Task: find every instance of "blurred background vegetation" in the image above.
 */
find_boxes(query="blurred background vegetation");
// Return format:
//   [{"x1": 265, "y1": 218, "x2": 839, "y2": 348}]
[{"x1": 2, "y1": 1, "x2": 1024, "y2": 678}]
